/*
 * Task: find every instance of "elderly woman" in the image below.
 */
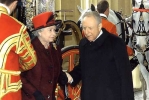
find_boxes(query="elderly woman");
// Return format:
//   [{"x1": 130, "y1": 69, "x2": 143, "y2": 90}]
[{"x1": 21, "y1": 12, "x2": 70, "y2": 100}]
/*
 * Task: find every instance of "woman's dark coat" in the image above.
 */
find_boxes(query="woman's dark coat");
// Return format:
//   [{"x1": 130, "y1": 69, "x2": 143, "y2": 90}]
[
  {"x1": 70, "y1": 28, "x2": 134, "y2": 100},
  {"x1": 21, "y1": 37, "x2": 67, "y2": 100}
]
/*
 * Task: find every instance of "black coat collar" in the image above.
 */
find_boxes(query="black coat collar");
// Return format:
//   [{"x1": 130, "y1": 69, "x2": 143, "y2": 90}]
[{"x1": 80, "y1": 28, "x2": 109, "y2": 47}]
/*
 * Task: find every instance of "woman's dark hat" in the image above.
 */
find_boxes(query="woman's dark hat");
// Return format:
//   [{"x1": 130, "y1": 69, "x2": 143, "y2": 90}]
[{"x1": 32, "y1": 12, "x2": 57, "y2": 30}]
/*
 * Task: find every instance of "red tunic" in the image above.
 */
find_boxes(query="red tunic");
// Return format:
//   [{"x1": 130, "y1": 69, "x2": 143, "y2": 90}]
[
  {"x1": 102, "y1": 17, "x2": 133, "y2": 56},
  {"x1": 0, "y1": 6, "x2": 37, "y2": 100},
  {"x1": 101, "y1": 17, "x2": 118, "y2": 36}
]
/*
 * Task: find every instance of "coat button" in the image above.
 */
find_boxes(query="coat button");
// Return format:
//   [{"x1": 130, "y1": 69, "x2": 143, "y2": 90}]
[
  {"x1": 50, "y1": 65, "x2": 53, "y2": 68},
  {"x1": 49, "y1": 80, "x2": 52, "y2": 83},
  {"x1": 47, "y1": 95, "x2": 50, "y2": 99},
  {"x1": 25, "y1": 93, "x2": 29, "y2": 96},
  {"x1": 46, "y1": 52, "x2": 50, "y2": 55}
]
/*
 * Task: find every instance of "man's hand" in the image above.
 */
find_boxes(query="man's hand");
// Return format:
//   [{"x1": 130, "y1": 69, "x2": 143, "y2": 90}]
[{"x1": 65, "y1": 72, "x2": 73, "y2": 84}]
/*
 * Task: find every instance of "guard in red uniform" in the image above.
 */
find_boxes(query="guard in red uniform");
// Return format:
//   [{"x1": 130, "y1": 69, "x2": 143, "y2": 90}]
[
  {"x1": 0, "y1": 0, "x2": 37, "y2": 100},
  {"x1": 101, "y1": 15, "x2": 118, "y2": 36},
  {"x1": 97, "y1": 1, "x2": 118, "y2": 36},
  {"x1": 97, "y1": 0, "x2": 133, "y2": 56}
]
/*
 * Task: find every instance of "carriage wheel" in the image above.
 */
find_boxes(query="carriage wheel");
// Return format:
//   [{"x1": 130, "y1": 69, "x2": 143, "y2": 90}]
[{"x1": 56, "y1": 45, "x2": 81, "y2": 100}]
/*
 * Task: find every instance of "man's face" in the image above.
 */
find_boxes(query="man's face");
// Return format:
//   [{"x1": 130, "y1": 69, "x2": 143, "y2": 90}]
[{"x1": 82, "y1": 16, "x2": 102, "y2": 42}]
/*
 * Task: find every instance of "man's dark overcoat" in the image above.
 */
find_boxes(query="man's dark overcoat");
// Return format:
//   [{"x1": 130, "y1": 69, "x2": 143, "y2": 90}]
[
  {"x1": 21, "y1": 37, "x2": 67, "y2": 100},
  {"x1": 70, "y1": 28, "x2": 134, "y2": 100}
]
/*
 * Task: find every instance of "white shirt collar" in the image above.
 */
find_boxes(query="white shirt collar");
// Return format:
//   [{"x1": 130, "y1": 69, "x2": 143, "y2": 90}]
[
  {"x1": 93, "y1": 30, "x2": 103, "y2": 42},
  {"x1": 99, "y1": 13, "x2": 107, "y2": 18},
  {"x1": 0, "y1": 3, "x2": 10, "y2": 14}
]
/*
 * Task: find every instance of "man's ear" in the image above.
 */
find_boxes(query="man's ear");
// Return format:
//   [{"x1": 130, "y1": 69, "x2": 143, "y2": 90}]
[
  {"x1": 8, "y1": 1, "x2": 18, "y2": 14},
  {"x1": 38, "y1": 31, "x2": 42, "y2": 36},
  {"x1": 98, "y1": 23, "x2": 102, "y2": 31}
]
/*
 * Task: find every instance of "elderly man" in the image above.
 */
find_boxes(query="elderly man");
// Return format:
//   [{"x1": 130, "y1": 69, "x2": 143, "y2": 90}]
[{"x1": 68, "y1": 11, "x2": 134, "y2": 100}]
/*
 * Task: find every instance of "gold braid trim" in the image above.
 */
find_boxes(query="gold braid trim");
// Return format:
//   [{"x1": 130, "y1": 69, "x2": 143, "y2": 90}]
[
  {"x1": 0, "y1": 6, "x2": 8, "y2": 15},
  {"x1": 0, "y1": 69, "x2": 22, "y2": 99},
  {"x1": 16, "y1": 26, "x2": 37, "y2": 70},
  {"x1": 0, "y1": 32, "x2": 23, "y2": 99},
  {"x1": 0, "y1": 69, "x2": 21, "y2": 75}
]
